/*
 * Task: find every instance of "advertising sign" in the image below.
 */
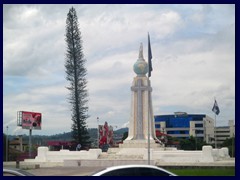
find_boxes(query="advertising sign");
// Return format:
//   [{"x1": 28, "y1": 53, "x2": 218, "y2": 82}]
[{"x1": 20, "y1": 111, "x2": 42, "y2": 130}]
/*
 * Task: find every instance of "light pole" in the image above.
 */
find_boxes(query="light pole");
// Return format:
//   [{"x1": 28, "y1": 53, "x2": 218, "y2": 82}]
[
  {"x1": 6, "y1": 126, "x2": 8, "y2": 162},
  {"x1": 195, "y1": 129, "x2": 198, "y2": 150},
  {"x1": 232, "y1": 133, "x2": 235, "y2": 157},
  {"x1": 29, "y1": 126, "x2": 32, "y2": 158},
  {"x1": 192, "y1": 128, "x2": 198, "y2": 150},
  {"x1": 97, "y1": 117, "x2": 99, "y2": 148},
  {"x1": 162, "y1": 127, "x2": 165, "y2": 137}
]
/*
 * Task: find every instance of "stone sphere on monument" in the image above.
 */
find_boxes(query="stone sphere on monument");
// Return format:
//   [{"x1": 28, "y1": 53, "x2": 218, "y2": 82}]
[
  {"x1": 133, "y1": 43, "x2": 148, "y2": 76},
  {"x1": 133, "y1": 60, "x2": 148, "y2": 76}
]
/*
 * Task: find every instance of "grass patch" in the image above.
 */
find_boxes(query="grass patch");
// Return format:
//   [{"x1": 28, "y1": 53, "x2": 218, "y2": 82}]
[{"x1": 166, "y1": 167, "x2": 235, "y2": 176}]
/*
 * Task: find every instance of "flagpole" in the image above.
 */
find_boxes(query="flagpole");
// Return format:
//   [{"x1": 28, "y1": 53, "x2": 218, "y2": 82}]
[
  {"x1": 147, "y1": 80, "x2": 150, "y2": 165},
  {"x1": 214, "y1": 113, "x2": 217, "y2": 149},
  {"x1": 213, "y1": 97, "x2": 217, "y2": 149},
  {"x1": 147, "y1": 32, "x2": 152, "y2": 165}
]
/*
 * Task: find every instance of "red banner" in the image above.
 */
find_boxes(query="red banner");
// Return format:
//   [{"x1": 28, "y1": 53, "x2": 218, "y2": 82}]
[{"x1": 98, "y1": 121, "x2": 113, "y2": 147}]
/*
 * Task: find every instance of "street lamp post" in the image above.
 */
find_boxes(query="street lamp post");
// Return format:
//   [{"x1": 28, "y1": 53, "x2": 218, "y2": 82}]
[
  {"x1": 97, "y1": 117, "x2": 99, "y2": 148},
  {"x1": 232, "y1": 133, "x2": 235, "y2": 157},
  {"x1": 192, "y1": 128, "x2": 198, "y2": 150},
  {"x1": 195, "y1": 130, "x2": 198, "y2": 150},
  {"x1": 162, "y1": 127, "x2": 165, "y2": 137},
  {"x1": 6, "y1": 126, "x2": 8, "y2": 162},
  {"x1": 29, "y1": 126, "x2": 32, "y2": 158},
  {"x1": 113, "y1": 126, "x2": 117, "y2": 146}
]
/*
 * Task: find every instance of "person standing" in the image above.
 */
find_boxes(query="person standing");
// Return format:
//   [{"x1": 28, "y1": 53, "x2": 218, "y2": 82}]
[{"x1": 76, "y1": 143, "x2": 81, "y2": 151}]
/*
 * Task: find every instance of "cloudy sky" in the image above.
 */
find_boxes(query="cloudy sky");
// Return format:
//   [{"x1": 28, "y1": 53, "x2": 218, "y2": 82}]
[{"x1": 3, "y1": 4, "x2": 235, "y2": 135}]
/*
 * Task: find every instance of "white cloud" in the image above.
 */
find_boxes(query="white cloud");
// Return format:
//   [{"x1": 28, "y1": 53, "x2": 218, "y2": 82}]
[{"x1": 3, "y1": 4, "x2": 235, "y2": 135}]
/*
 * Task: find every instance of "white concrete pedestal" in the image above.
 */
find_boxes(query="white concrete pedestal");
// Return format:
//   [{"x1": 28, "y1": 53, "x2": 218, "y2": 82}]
[{"x1": 119, "y1": 140, "x2": 161, "y2": 148}]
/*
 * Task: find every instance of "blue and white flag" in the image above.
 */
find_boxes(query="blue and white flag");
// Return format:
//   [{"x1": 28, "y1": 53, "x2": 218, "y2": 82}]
[{"x1": 212, "y1": 100, "x2": 220, "y2": 115}]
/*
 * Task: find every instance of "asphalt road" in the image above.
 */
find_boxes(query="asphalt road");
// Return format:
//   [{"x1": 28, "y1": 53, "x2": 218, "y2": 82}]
[{"x1": 26, "y1": 166, "x2": 105, "y2": 176}]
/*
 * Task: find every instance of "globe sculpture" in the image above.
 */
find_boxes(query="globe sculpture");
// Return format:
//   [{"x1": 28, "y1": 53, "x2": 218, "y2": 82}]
[{"x1": 133, "y1": 43, "x2": 148, "y2": 76}]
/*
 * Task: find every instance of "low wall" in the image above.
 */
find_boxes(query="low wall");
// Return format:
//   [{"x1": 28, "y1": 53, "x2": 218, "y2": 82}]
[
  {"x1": 24, "y1": 145, "x2": 230, "y2": 164},
  {"x1": 152, "y1": 150, "x2": 202, "y2": 162},
  {"x1": 65, "y1": 159, "x2": 155, "y2": 167},
  {"x1": 152, "y1": 146, "x2": 230, "y2": 163},
  {"x1": 24, "y1": 147, "x2": 102, "y2": 163},
  {"x1": 212, "y1": 147, "x2": 230, "y2": 161}
]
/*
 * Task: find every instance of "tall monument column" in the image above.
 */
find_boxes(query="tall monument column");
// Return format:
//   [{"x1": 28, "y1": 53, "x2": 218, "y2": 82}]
[{"x1": 120, "y1": 43, "x2": 161, "y2": 148}]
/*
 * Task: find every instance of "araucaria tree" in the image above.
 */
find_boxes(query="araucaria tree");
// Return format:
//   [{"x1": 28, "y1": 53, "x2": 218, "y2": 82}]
[{"x1": 65, "y1": 7, "x2": 90, "y2": 147}]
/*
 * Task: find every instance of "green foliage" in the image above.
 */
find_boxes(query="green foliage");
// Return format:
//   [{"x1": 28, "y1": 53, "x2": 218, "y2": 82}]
[
  {"x1": 221, "y1": 137, "x2": 235, "y2": 157},
  {"x1": 167, "y1": 136, "x2": 179, "y2": 142},
  {"x1": 3, "y1": 134, "x2": 7, "y2": 161},
  {"x1": 122, "y1": 132, "x2": 128, "y2": 141},
  {"x1": 8, "y1": 132, "x2": 74, "y2": 146},
  {"x1": 180, "y1": 137, "x2": 195, "y2": 150},
  {"x1": 115, "y1": 128, "x2": 128, "y2": 135},
  {"x1": 167, "y1": 167, "x2": 235, "y2": 176},
  {"x1": 165, "y1": 136, "x2": 180, "y2": 147},
  {"x1": 24, "y1": 145, "x2": 38, "y2": 152},
  {"x1": 65, "y1": 7, "x2": 90, "y2": 147},
  {"x1": 179, "y1": 136, "x2": 206, "y2": 150}
]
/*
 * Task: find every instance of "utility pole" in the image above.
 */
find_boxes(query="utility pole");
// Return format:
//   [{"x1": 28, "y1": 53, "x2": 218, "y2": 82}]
[
  {"x1": 232, "y1": 133, "x2": 234, "y2": 157},
  {"x1": 29, "y1": 126, "x2": 32, "y2": 158},
  {"x1": 195, "y1": 129, "x2": 198, "y2": 150},
  {"x1": 148, "y1": 110, "x2": 150, "y2": 165},
  {"x1": 97, "y1": 117, "x2": 99, "y2": 148},
  {"x1": 6, "y1": 126, "x2": 8, "y2": 162}
]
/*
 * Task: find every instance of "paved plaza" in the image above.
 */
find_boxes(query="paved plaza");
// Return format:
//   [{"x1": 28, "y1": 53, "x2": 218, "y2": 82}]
[
  {"x1": 26, "y1": 166, "x2": 105, "y2": 176},
  {"x1": 25, "y1": 160, "x2": 236, "y2": 176},
  {"x1": 4, "y1": 158, "x2": 235, "y2": 176}
]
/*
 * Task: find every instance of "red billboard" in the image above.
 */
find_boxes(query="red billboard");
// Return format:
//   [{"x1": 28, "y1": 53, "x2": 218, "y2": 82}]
[{"x1": 17, "y1": 111, "x2": 42, "y2": 130}]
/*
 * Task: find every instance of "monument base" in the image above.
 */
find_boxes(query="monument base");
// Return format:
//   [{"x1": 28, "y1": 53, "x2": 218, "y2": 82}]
[
  {"x1": 22, "y1": 145, "x2": 231, "y2": 166},
  {"x1": 119, "y1": 139, "x2": 161, "y2": 148}
]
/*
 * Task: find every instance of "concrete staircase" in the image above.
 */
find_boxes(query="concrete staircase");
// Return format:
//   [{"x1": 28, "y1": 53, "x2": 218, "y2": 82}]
[
  {"x1": 98, "y1": 152, "x2": 143, "y2": 160},
  {"x1": 64, "y1": 151, "x2": 151, "y2": 167}
]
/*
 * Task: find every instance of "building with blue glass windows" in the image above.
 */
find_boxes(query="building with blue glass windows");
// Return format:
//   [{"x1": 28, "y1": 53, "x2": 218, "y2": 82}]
[{"x1": 154, "y1": 112, "x2": 215, "y2": 144}]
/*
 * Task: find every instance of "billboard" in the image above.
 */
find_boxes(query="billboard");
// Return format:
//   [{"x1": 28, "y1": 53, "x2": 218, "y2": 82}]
[{"x1": 17, "y1": 111, "x2": 42, "y2": 130}]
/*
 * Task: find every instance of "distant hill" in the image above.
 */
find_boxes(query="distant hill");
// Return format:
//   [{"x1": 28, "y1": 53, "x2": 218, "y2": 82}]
[
  {"x1": 115, "y1": 128, "x2": 128, "y2": 135},
  {"x1": 7, "y1": 128, "x2": 128, "y2": 146}
]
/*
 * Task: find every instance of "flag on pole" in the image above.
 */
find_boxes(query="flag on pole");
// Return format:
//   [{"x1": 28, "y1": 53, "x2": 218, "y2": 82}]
[
  {"x1": 212, "y1": 100, "x2": 220, "y2": 115},
  {"x1": 148, "y1": 33, "x2": 153, "y2": 77}
]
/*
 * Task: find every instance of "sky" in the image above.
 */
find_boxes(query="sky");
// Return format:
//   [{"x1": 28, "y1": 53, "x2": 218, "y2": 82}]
[{"x1": 3, "y1": 4, "x2": 235, "y2": 135}]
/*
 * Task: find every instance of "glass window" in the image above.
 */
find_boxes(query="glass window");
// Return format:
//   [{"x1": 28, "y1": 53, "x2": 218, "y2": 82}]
[
  {"x1": 155, "y1": 124, "x2": 160, "y2": 128},
  {"x1": 168, "y1": 131, "x2": 189, "y2": 134},
  {"x1": 137, "y1": 167, "x2": 170, "y2": 176},
  {"x1": 195, "y1": 124, "x2": 203, "y2": 127},
  {"x1": 101, "y1": 168, "x2": 137, "y2": 176},
  {"x1": 100, "y1": 167, "x2": 171, "y2": 176},
  {"x1": 196, "y1": 130, "x2": 204, "y2": 134}
]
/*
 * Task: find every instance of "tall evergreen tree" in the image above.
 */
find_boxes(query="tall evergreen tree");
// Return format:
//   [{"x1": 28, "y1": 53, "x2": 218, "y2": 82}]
[{"x1": 65, "y1": 7, "x2": 90, "y2": 147}]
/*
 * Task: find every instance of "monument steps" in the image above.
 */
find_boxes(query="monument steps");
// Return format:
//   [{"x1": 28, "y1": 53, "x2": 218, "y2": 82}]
[{"x1": 98, "y1": 153, "x2": 143, "y2": 160}]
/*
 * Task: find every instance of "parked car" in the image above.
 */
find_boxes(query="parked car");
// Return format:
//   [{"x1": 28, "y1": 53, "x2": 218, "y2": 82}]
[
  {"x1": 91, "y1": 164, "x2": 177, "y2": 176},
  {"x1": 3, "y1": 168, "x2": 35, "y2": 176}
]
